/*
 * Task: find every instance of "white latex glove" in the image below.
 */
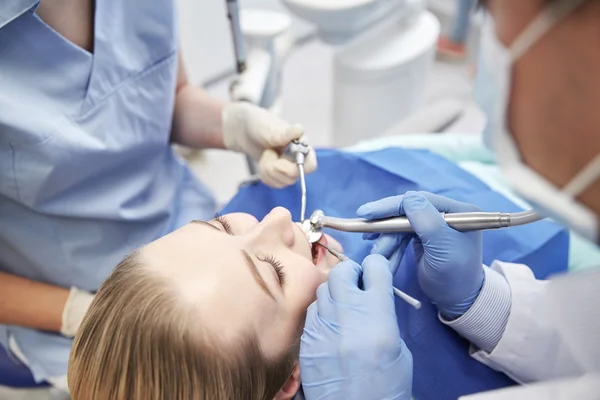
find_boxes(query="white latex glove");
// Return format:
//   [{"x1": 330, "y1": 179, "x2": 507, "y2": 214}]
[
  {"x1": 61, "y1": 286, "x2": 94, "y2": 338},
  {"x1": 222, "y1": 102, "x2": 317, "y2": 188}
]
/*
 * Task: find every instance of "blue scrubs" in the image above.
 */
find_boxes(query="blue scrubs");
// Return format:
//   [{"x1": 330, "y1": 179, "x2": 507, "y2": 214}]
[{"x1": 0, "y1": 0, "x2": 216, "y2": 382}]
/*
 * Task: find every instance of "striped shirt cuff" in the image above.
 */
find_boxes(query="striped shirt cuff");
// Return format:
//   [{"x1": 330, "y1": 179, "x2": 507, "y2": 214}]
[{"x1": 440, "y1": 266, "x2": 512, "y2": 353}]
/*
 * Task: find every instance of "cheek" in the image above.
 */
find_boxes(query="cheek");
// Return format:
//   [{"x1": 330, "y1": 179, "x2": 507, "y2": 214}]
[{"x1": 286, "y1": 264, "x2": 324, "y2": 312}]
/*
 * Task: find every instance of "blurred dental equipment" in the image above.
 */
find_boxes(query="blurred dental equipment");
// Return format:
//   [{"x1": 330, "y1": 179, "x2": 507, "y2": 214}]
[
  {"x1": 226, "y1": 0, "x2": 247, "y2": 74},
  {"x1": 283, "y1": 139, "x2": 311, "y2": 221},
  {"x1": 226, "y1": 2, "x2": 294, "y2": 176},
  {"x1": 316, "y1": 241, "x2": 422, "y2": 310},
  {"x1": 306, "y1": 209, "x2": 544, "y2": 240},
  {"x1": 282, "y1": 0, "x2": 440, "y2": 146},
  {"x1": 226, "y1": 0, "x2": 255, "y2": 176}
]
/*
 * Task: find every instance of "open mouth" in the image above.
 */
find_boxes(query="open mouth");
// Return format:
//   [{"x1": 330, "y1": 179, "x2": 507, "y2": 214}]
[
  {"x1": 311, "y1": 235, "x2": 328, "y2": 265},
  {"x1": 294, "y1": 221, "x2": 327, "y2": 266}
]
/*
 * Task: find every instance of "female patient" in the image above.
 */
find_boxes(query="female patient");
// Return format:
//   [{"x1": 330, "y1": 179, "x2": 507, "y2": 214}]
[{"x1": 67, "y1": 208, "x2": 341, "y2": 400}]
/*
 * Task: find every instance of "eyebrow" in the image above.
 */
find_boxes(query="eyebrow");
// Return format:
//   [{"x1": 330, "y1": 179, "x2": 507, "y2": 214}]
[
  {"x1": 190, "y1": 220, "x2": 220, "y2": 231},
  {"x1": 242, "y1": 250, "x2": 276, "y2": 300},
  {"x1": 190, "y1": 220, "x2": 276, "y2": 300}
]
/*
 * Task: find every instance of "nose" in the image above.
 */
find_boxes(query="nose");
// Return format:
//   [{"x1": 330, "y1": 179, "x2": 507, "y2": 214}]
[{"x1": 248, "y1": 207, "x2": 296, "y2": 248}]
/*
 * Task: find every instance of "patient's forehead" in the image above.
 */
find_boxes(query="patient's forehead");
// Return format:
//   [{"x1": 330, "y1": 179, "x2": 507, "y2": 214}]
[
  {"x1": 144, "y1": 223, "x2": 226, "y2": 262},
  {"x1": 140, "y1": 224, "x2": 238, "y2": 298},
  {"x1": 138, "y1": 224, "x2": 276, "y2": 342}
]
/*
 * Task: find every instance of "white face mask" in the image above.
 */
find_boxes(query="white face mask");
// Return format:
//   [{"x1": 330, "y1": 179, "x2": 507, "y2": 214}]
[{"x1": 476, "y1": 0, "x2": 600, "y2": 242}]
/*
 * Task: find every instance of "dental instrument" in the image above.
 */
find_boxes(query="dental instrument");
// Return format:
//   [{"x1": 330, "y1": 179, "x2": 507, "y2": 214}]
[
  {"x1": 226, "y1": 0, "x2": 258, "y2": 178},
  {"x1": 306, "y1": 209, "x2": 544, "y2": 242},
  {"x1": 226, "y1": 1, "x2": 296, "y2": 185},
  {"x1": 283, "y1": 139, "x2": 311, "y2": 221},
  {"x1": 316, "y1": 242, "x2": 422, "y2": 310},
  {"x1": 226, "y1": 0, "x2": 247, "y2": 74},
  {"x1": 238, "y1": 139, "x2": 312, "y2": 203}
]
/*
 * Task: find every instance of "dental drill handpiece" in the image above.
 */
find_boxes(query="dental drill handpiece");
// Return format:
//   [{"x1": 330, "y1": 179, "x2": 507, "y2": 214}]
[
  {"x1": 310, "y1": 209, "x2": 544, "y2": 234},
  {"x1": 284, "y1": 140, "x2": 311, "y2": 222},
  {"x1": 315, "y1": 242, "x2": 422, "y2": 310}
]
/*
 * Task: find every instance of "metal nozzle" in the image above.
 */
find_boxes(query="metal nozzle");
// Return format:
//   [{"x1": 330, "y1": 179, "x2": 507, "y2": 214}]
[
  {"x1": 284, "y1": 139, "x2": 310, "y2": 163},
  {"x1": 284, "y1": 140, "x2": 311, "y2": 222},
  {"x1": 298, "y1": 163, "x2": 307, "y2": 222}
]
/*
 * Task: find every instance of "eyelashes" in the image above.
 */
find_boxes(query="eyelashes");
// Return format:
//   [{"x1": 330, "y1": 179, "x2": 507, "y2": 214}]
[
  {"x1": 214, "y1": 213, "x2": 286, "y2": 288},
  {"x1": 258, "y1": 253, "x2": 286, "y2": 287},
  {"x1": 214, "y1": 214, "x2": 234, "y2": 234}
]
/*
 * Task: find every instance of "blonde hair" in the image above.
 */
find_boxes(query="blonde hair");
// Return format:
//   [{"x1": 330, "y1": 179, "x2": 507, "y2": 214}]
[{"x1": 68, "y1": 252, "x2": 298, "y2": 400}]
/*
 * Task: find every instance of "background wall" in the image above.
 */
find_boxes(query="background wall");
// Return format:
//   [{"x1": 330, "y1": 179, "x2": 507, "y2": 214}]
[
  {"x1": 177, "y1": 0, "x2": 314, "y2": 86},
  {"x1": 173, "y1": 0, "x2": 484, "y2": 207}
]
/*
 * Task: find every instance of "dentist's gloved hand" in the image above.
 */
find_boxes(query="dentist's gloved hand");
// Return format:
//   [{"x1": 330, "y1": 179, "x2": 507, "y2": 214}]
[
  {"x1": 357, "y1": 191, "x2": 484, "y2": 320},
  {"x1": 300, "y1": 255, "x2": 412, "y2": 400},
  {"x1": 222, "y1": 102, "x2": 317, "y2": 188},
  {"x1": 61, "y1": 286, "x2": 95, "y2": 338}
]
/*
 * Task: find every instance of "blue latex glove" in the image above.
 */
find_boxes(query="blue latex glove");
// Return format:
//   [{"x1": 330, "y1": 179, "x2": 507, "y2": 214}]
[
  {"x1": 300, "y1": 255, "x2": 412, "y2": 400},
  {"x1": 357, "y1": 191, "x2": 484, "y2": 320}
]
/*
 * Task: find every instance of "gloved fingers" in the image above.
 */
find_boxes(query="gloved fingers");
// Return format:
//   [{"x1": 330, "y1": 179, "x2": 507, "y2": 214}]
[
  {"x1": 371, "y1": 233, "x2": 413, "y2": 260},
  {"x1": 400, "y1": 193, "x2": 451, "y2": 242},
  {"x1": 357, "y1": 195, "x2": 404, "y2": 219},
  {"x1": 315, "y1": 281, "x2": 336, "y2": 320},
  {"x1": 259, "y1": 149, "x2": 297, "y2": 188},
  {"x1": 303, "y1": 146, "x2": 318, "y2": 175},
  {"x1": 404, "y1": 191, "x2": 480, "y2": 213},
  {"x1": 399, "y1": 339, "x2": 413, "y2": 366},
  {"x1": 262, "y1": 162, "x2": 298, "y2": 187},
  {"x1": 357, "y1": 191, "x2": 480, "y2": 220},
  {"x1": 388, "y1": 243, "x2": 409, "y2": 276},
  {"x1": 412, "y1": 239, "x2": 425, "y2": 264},
  {"x1": 363, "y1": 232, "x2": 380, "y2": 240},
  {"x1": 259, "y1": 170, "x2": 288, "y2": 189},
  {"x1": 303, "y1": 300, "x2": 319, "y2": 330},
  {"x1": 370, "y1": 234, "x2": 396, "y2": 257},
  {"x1": 276, "y1": 123, "x2": 305, "y2": 146},
  {"x1": 259, "y1": 121, "x2": 304, "y2": 148},
  {"x1": 370, "y1": 233, "x2": 412, "y2": 276},
  {"x1": 259, "y1": 145, "x2": 318, "y2": 188},
  {"x1": 361, "y1": 254, "x2": 394, "y2": 297},
  {"x1": 327, "y1": 260, "x2": 363, "y2": 303}
]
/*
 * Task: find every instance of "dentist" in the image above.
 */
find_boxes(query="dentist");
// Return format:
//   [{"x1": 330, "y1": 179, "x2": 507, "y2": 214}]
[{"x1": 299, "y1": 0, "x2": 600, "y2": 398}]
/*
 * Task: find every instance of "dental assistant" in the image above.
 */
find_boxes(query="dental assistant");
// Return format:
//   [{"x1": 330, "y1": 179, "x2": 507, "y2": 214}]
[
  {"x1": 300, "y1": 0, "x2": 600, "y2": 398},
  {"x1": 0, "y1": 0, "x2": 316, "y2": 389}
]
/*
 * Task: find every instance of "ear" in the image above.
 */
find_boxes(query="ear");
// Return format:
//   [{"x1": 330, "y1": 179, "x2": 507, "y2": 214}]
[{"x1": 273, "y1": 363, "x2": 301, "y2": 400}]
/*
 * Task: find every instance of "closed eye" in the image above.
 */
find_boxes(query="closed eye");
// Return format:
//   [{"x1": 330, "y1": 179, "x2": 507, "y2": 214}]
[
  {"x1": 214, "y1": 214, "x2": 234, "y2": 235},
  {"x1": 257, "y1": 253, "x2": 286, "y2": 287}
]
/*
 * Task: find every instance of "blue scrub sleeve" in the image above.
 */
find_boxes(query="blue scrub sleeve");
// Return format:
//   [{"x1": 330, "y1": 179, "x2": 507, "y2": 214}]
[{"x1": 0, "y1": 0, "x2": 38, "y2": 29}]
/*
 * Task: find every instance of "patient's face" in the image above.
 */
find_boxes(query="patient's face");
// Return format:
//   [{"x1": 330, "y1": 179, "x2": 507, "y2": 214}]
[{"x1": 142, "y1": 207, "x2": 342, "y2": 358}]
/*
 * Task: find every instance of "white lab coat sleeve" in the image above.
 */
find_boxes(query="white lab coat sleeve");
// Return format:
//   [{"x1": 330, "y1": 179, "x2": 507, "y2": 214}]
[
  {"x1": 441, "y1": 266, "x2": 512, "y2": 353},
  {"x1": 443, "y1": 261, "x2": 585, "y2": 384},
  {"x1": 459, "y1": 373, "x2": 600, "y2": 400}
]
